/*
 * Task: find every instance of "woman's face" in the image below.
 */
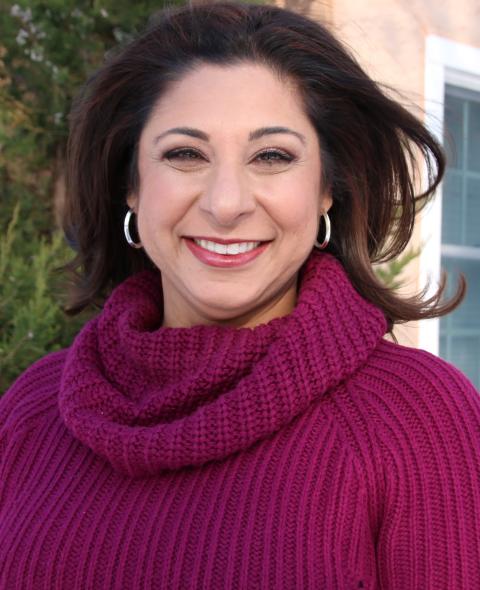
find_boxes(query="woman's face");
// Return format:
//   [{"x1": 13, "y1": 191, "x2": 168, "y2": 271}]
[{"x1": 128, "y1": 62, "x2": 332, "y2": 328}]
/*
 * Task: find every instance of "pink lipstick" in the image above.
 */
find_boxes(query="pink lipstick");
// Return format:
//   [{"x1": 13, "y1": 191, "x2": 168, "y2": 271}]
[{"x1": 184, "y1": 237, "x2": 270, "y2": 268}]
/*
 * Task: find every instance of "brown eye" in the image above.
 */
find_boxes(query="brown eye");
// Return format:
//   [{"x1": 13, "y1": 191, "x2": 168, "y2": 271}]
[
  {"x1": 163, "y1": 148, "x2": 207, "y2": 168},
  {"x1": 254, "y1": 149, "x2": 294, "y2": 165}
]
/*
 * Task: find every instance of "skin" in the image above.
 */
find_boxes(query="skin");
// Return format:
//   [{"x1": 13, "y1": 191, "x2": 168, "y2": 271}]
[{"x1": 127, "y1": 62, "x2": 332, "y2": 328}]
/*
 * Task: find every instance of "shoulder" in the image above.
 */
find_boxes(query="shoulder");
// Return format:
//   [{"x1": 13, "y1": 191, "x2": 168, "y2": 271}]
[
  {"x1": 0, "y1": 349, "x2": 69, "y2": 438},
  {"x1": 356, "y1": 338, "x2": 480, "y2": 419},
  {"x1": 341, "y1": 339, "x2": 480, "y2": 488},
  {"x1": 321, "y1": 339, "x2": 480, "y2": 497},
  {"x1": 329, "y1": 338, "x2": 480, "y2": 434}
]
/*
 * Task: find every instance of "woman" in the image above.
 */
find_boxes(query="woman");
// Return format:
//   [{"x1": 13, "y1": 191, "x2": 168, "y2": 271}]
[{"x1": 1, "y1": 2, "x2": 479, "y2": 588}]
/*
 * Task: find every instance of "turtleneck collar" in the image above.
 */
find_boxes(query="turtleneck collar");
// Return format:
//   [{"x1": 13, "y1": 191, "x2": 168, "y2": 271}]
[{"x1": 59, "y1": 252, "x2": 387, "y2": 477}]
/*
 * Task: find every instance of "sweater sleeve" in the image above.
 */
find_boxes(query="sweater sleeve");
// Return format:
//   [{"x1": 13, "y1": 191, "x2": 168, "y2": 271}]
[{"x1": 369, "y1": 350, "x2": 480, "y2": 588}]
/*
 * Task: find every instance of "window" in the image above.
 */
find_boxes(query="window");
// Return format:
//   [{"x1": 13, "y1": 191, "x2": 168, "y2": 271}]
[
  {"x1": 439, "y1": 86, "x2": 480, "y2": 388},
  {"x1": 421, "y1": 36, "x2": 480, "y2": 389}
]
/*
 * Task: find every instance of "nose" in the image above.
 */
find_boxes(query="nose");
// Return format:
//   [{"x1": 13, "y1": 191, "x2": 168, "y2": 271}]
[{"x1": 198, "y1": 163, "x2": 256, "y2": 226}]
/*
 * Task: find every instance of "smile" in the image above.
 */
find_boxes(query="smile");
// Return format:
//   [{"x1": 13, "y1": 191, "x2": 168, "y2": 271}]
[
  {"x1": 184, "y1": 237, "x2": 270, "y2": 268},
  {"x1": 193, "y1": 239, "x2": 261, "y2": 255}
]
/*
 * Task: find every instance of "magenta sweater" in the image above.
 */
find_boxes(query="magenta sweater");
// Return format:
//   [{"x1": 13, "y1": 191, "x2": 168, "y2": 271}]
[{"x1": 1, "y1": 252, "x2": 480, "y2": 589}]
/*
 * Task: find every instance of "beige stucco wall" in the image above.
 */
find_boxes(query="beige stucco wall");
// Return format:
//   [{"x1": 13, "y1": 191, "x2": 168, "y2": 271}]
[{"x1": 282, "y1": 0, "x2": 480, "y2": 346}]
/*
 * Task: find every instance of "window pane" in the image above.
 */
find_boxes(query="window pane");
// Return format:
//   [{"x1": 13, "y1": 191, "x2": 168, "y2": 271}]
[
  {"x1": 468, "y1": 101, "x2": 480, "y2": 172},
  {"x1": 466, "y1": 177, "x2": 480, "y2": 247},
  {"x1": 439, "y1": 335, "x2": 480, "y2": 389},
  {"x1": 440, "y1": 257, "x2": 480, "y2": 331},
  {"x1": 441, "y1": 169, "x2": 463, "y2": 245},
  {"x1": 444, "y1": 93, "x2": 464, "y2": 169}
]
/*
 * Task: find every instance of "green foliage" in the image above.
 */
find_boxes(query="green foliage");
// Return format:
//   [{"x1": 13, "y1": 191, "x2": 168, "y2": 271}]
[
  {"x1": 0, "y1": 204, "x2": 88, "y2": 392},
  {"x1": 375, "y1": 247, "x2": 421, "y2": 290}
]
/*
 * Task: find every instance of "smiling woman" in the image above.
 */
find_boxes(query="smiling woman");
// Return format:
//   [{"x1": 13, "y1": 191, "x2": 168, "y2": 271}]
[
  {"x1": 126, "y1": 63, "x2": 328, "y2": 327},
  {"x1": 1, "y1": 2, "x2": 480, "y2": 589}
]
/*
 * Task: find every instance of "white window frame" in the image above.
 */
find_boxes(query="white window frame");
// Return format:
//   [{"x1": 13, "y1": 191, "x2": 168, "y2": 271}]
[{"x1": 419, "y1": 36, "x2": 480, "y2": 354}]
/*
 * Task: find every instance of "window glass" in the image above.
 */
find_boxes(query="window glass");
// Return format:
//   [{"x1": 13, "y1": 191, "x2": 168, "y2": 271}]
[
  {"x1": 441, "y1": 169, "x2": 463, "y2": 245},
  {"x1": 440, "y1": 257, "x2": 480, "y2": 331},
  {"x1": 440, "y1": 86, "x2": 480, "y2": 389},
  {"x1": 468, "y1": 100, "x2": 480, "y2": 172},
  {"x1": 439, "y1": 335, "x2": 480, "y2": 388},
  {"x1": 466, "y1": 177, "x2": 480, "y2": 247}
]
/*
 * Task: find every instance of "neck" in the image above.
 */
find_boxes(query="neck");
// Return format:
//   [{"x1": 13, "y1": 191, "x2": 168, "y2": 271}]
[{"x1": 162, "y1": 275, "x2": 298, "y2": 329}]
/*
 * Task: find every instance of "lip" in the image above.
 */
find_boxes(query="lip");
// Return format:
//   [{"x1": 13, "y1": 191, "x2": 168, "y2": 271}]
[{"x1": 184, "y1": 237, "x2": 270, "y2": 268}]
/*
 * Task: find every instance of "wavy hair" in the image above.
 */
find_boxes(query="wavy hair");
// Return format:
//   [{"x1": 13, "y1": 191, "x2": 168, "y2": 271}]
[{"x1": 63, "y1": 1, "x2": 464, "y2": 327}]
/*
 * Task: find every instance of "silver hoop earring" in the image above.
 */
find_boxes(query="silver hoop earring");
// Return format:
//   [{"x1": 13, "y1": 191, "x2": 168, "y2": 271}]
[
  {"x1": 124, "y1": 209, "x2": 142, "y2": 249},
  {"x1": 314, "y1": 212, "x2": 331, "y2": 250}
]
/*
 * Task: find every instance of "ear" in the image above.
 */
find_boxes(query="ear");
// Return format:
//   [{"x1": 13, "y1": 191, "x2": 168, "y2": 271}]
[
  {"x1": 321, "y1": 191, "x2": 333, "y2": 214},
  {"x1": 126, "y1": 193, "x2": 138, "y2": 212}
]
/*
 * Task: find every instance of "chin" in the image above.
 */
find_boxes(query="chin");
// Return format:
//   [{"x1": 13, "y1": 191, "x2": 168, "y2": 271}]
[
  {"x1": 200, "y1": 298, "x2": 259, "y2": 318},
  {"x1": 193, "y1": 291, "x2": 265, "y2": 323}
]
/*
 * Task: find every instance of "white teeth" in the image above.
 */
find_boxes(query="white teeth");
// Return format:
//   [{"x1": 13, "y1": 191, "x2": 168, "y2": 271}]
[
  {"x1": 193, "y1": 239, "x2": 261, "y2": 255},
  {"x1": 214, "y1": 242, "x2": 227, "y2": 255},
  {"x1": 228, "y1": 243, "x2": 241, "y2": 255}
]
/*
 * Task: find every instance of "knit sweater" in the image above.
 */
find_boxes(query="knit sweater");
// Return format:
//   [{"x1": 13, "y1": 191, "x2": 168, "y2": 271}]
[{"x1": 1, "y1": 252, "x2": 480, "y2": 589}]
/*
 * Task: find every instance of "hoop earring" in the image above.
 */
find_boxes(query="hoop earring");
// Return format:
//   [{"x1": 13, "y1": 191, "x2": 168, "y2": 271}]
[
  {"x1": 124, "y1": 209, "x2": 142, "y2": 249},
  {"x1": 314, "y1": 212, "x2": 331, "y2": 250}
]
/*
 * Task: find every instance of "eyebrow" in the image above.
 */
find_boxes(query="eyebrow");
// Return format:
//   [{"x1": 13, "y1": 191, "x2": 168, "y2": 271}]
[
  {"x1": 249, "y1": 126, "x2": 306, "y2": 145},
  {"x1": 154, "y1": 127, "x2": 209, "y2": 144},
  {"x1": 153, "y1": 126, "x2": 306, "y2": 145}
]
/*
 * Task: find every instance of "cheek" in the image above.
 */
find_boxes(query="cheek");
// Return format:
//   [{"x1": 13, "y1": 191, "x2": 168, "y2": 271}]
[
  {"x1": 137, "y1": 172, "x2": 193, "y2": 236},
  {"x1": 260, "y1": 172, "x2": 321, "y2": 232}
]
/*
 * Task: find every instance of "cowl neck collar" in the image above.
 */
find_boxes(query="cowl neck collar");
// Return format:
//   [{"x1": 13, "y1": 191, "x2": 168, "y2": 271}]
[{"x1": 59, "y1": 252, "x2": 387, "y2": 477}]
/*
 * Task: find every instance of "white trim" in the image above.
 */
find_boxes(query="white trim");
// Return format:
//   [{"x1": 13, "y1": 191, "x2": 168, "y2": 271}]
[
  {"x1": 442, "y1": 244, "x2": 480, "y2": 261},
  {"x1": 419, "y1": 36, "x2": 480, "y2": 354}
]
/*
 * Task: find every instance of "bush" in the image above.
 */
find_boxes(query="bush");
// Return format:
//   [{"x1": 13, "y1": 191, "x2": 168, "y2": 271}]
[{"x1": 0, "y1": 204, "x2": 89, "y2": 392}]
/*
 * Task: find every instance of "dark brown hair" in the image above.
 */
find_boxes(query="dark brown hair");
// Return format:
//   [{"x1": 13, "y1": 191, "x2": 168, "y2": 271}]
[{"x1": 63, "y1": 0, "x2": 464, "y2": 327}]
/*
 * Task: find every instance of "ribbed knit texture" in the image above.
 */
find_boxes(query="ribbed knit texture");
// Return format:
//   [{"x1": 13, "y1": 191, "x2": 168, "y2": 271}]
[{"x1": 1, "y1": 251, "x2": 480, "y2": 589}]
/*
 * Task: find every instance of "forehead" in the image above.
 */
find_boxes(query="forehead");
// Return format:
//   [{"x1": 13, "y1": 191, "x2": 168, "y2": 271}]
[{"x1": 140, "y1": 62, "x2": 314, "y2": 140}]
